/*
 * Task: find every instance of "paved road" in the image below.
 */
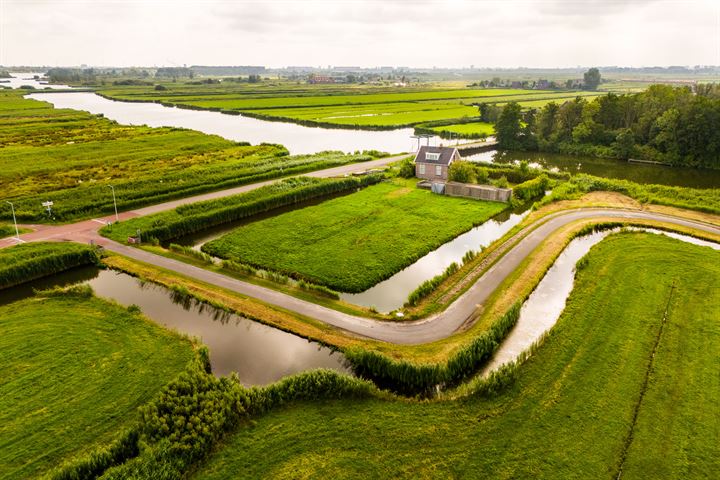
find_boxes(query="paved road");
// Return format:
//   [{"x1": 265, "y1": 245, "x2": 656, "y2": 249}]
[
  {"x1": 3, "y1": 153, "x2": 719, "y2": 344},
  {"x1": 94, "y1": 208, "x2": 720, "y2": 345},
  {"x1": 0, "y1": 153, "x2": 411, "y2": 249}
]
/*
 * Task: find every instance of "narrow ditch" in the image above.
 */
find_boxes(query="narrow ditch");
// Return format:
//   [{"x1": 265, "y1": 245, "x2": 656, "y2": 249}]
[{"x1": 614, "y1": 281, "x2": 676, "y2": 479}]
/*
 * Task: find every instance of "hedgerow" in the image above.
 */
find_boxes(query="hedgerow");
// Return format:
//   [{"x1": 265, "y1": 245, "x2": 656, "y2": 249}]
[
  {"x1": 344, "y1": 303, "x2": 521, "y2": 396},
  {"x1": 0, "y1": 242, "x2": 100, "y2": 289},
  {"x1": 101, "y1": 174, "x2": 384, "y2": 244}
]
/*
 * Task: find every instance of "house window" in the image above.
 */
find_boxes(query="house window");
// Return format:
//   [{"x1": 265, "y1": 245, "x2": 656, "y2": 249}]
[
  {"x1": 435, "y1": 165, "x2": 442, "y2": 176},
  {"x1": 419, "y1": 164, "x2": 426, "y2": 175},
  {"x1": 425, "y1": 152, "x2": 441, "y2": 161}
]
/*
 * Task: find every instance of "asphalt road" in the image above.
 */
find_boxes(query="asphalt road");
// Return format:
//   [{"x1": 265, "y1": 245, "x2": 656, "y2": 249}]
[
  {"x1": 3, "y1": 155, "x2": 718, "y2": 344},
  {"x1": 98, "y1": 208, "x2": 720, "y2": 345}
]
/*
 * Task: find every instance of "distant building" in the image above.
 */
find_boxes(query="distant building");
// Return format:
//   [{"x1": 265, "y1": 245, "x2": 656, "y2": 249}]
[
  {"x1": 414, "y1": 146, "x2": 460, "y2": 181},
  {"x1": 308, "y1": 75, "x2": 335, "y2": 84}
]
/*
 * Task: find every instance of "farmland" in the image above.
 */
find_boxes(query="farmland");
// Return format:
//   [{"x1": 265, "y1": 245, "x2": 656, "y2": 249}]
[
  {"x1": 195, "y1": 232, "x2": 720, "y2": 478},
  {"x1": 202, "y1": 178, "x2": 508, "y2": 293},
  {"x1": 0, "y1": 90, "x2": 378, "y2": 222},
  {"x1": 97, "y1": 83, "x2": 606, "y2": 129},
  {"x1": 0, "y1": 288, "x2": 194, "y2": 479},
  {"x1": 428, "y1": 121, "x2": 495, "y2": 138}
]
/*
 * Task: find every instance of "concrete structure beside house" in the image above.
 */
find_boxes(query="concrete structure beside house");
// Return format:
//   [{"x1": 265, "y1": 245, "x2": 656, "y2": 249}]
[
  {"x1": 417, "y1": 180, "x2": 512, "y2": 203},
  {"x1": 414, "y1": 146, "x2": 460, "y2": 181},
  {"x1": 444, "y1": 182, "x2": 512, "y2": 202}
]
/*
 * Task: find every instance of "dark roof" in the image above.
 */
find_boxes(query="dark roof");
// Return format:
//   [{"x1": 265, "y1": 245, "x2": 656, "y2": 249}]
[{"x1": 414, "y1": 146, "x2": 459, "y2": 166}]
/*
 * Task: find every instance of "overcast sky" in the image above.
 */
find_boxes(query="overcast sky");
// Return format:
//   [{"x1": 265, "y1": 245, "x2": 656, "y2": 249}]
[{"x1": 1, "y1": 0, "x2": 718, "y2": 68}]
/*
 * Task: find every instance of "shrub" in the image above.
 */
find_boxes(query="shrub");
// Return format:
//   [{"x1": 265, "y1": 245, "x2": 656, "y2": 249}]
[
  {"x1": 448, "y1": 161, "x2": 477, "y2": 184},
  {"x1": 405, "y1": 262, "x2": 460, "y2": 307},
  {"x1": 101, "y1": 174, "x2": 384, "y2": 244},
  {"x1": 345, "y1": 303, "x2": 521, "y2": 395},
  {"x1": 0, "y1": 243, "x2": 100, "y2": 290},
  {"x1": 397, "y1": 158, "x2": 416, "y2": 178},
  {"x1": 511, "y1": 173, "x2": 550, "y2": 206}
]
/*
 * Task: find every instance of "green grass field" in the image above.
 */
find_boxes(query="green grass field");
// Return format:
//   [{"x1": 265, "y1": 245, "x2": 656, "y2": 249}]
[
  {"x1": 0, "y1": 90, "x2": 375, "y2": 222},
  {"x1": 0, "y1": 223, "x2": 25, "y2": 238},
  {"x1": 0, "y1": 289, "x2": 194, "y2": 479},
  {"x1": 202, "y1": 178, "x2": 507, "y2": 293},
  {"x1": 195, "y1": 233, "x2": 720, "y2": 478},
  {"x1": 430, "y1": 121, "x2": 495, "y2": 138},
  {"x1": 98, "y1": 84, "x2": 607, "y2": 129}
]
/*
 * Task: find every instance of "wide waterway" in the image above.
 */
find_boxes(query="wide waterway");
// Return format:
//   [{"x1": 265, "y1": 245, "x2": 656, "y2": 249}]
[
  {"x1": 26, "y1": 90, "x2": 453, "y2": 155},
  {"x1": 0, "y1": 268, "x2": 349, "y2": 386}
]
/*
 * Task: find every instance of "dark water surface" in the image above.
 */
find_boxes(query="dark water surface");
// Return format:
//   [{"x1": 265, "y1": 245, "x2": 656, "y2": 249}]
[
  {"x1": 0, "y1": 268, "x2": 349, "y2": 385},
  {"x1": 465, "y1": 150, "x2": 720, "y2": 189}
]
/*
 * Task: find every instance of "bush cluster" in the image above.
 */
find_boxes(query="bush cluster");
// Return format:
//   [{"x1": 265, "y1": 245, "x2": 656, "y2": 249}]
[
  {"x1": 222, "y1": 259, "x2": 340, "y2": 299},
  {"x1": 101, "y1": 174, "x2": 383, "y2": 244},
  {"x1": 345, "y1": 303, "x2": 521, "y2": 395},
  {"x1": 50, "y1": 349, "x2": 377, "y2": 479},
  {"x1": 0, "y1": 243, "x2": 100, "y2": 290}
]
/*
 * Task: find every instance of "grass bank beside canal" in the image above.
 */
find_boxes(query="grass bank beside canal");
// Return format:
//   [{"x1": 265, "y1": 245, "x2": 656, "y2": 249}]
[
  {"x1": 0, "y1": 242, "x2": 99, "y2": 289},
  {"x1": 96, "y1": 83, "x2": 603, "y2": 130},
  {"x1": 0, "y1": 90, "x2": 380, "y2": 222},
  {"x1": 0, "y1": 287, "x2": 194, "y2": 480},
  {"x1": 193, "y1": 233, "x2": 720, "y2": 479},
  {"x1": 202, "y1": 178, "x2": 508, "y2": 293}
]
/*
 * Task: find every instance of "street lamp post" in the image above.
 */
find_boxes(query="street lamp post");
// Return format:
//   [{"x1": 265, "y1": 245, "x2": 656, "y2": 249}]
[
  {"x1": 5, "y1": 201, "x2": 20, "y2": 241},
  {"x1": 107, "y1": 185, "x2": 119, "y2": 223}
]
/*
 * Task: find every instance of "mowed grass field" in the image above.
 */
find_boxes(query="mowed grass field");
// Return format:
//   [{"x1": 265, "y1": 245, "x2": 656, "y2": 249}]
[
  {"x1": 203, "y1": 178, "x2": 508, "y2": 293},
  {"x1": 0, "y1": 90, "x2": 374, "y2": 222},
  {"x1": 0, "y1": 290, "x2": 194, "y2": 479},
  {"x1": 429, "y1": 121, "x2": 495, "y2": 138},
  {"x1": 99, "y1": 83, "x2": 606, "y2": 129},
  {"x1": 194, "y1": 233, "x2": 720, "y2": 478}
]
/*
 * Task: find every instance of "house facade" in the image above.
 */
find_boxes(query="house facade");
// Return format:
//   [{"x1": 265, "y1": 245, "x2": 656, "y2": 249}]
[{"x1": 414, "y1": 146, "x2": 461, "y2": 181}]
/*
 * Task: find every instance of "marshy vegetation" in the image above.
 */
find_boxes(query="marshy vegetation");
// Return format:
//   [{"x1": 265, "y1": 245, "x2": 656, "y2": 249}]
[
  {"x1": 97, "y1": 83, "x2": 603, "y2": 131},
  {"x1": 0, "y1": 90, "x2": 381, "y2": 222},
  {"x1": 190, "y1": 233, "x2": 720, "y2": 478},
  {"x1": 0, "y1": 287, "x2": 194, "y2": 480},
  {"x1": 201, "y1": 178, "x2": 508, "y2": 293},
  {"x1": 0, "y1": 242, "x2": 100, "y2": 289},
  {"x1": 100, "y1": 175, "x2": 384, "y2": 244}
]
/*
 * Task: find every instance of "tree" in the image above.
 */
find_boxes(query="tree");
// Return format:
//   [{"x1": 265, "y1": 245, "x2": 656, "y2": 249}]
[
  {"x1": 397, "y1": 158, "x2": 416, "y2": 178},
  {"x1": 583, "y1": 68, "x2": 602, "y2": 90},
  {"x1": 612, "y1": 129, "x2": 635, "y2": 159},
  {"x1": 535, "y1": 102, "x2": 559, "y2": 141},
  {"x1": 448, "y1": 161, "x2": 477, "y2": 184},
  {"x1": 495, "y1": 102, "x2": 523, "y2": 150},
  {"x1": 478, "y1": 103, "x2": 501, "y2": 123}
]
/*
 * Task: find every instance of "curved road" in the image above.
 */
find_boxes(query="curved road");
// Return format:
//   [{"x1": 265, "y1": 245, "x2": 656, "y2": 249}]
[
  {"x1": 96, "y1": 208, "x2": 720, "y2": 345},
  {"x1": 3, "y1": 156, "x2": 719, "y2": 344}
]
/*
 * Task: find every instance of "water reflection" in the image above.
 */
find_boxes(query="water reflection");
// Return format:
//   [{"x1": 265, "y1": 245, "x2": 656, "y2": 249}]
[
  {"x1": 0, "y1": 268, "x2": 349, "y2": 385},
  {"x1": 481, "y1": 228, "x2": 720, "y2": 376},
  {"x1": 3, "y1": 72, "x2": 71, "y2": 90},
  {"x1": 464, "y1": 150, "x2": 720, "y2": 189},
  {"x1": 341, "y1": 208, "x2": 531, "y2": 312},
  {"x1": 27, "y1": 91, "x2": 454, "y2": 155}
]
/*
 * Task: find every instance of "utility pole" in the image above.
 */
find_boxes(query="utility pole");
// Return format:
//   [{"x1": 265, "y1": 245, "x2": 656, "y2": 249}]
[
  {"x1": 4, "y1": 201, "x2": 19, "y2": 241},
  {"x1": 108, "y1": 185, "x2": 119, "y2": 223}
]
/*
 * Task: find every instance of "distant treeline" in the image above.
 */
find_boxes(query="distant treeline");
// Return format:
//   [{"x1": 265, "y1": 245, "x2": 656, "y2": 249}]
[{"x1": 495, "y1": 84, "x2": 720, "y2": 169}]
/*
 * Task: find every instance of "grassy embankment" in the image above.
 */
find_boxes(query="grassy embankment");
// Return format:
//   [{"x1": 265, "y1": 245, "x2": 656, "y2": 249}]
[
  {"x1": 0, "y1": 242, "x2": 99, "y2": 289},
  {"x1": 202, "y1": 178, "x2": 508, "y2": 293},
  {"x1": 0, "y1": 90, "x2": 379, "y2": 222},
  {"x1": 0, "y1": 287, "x2": 194, "y2": 479},
  {"x1": 194, "y1": 232, "x2": 720, "y2": 478},
  {"x1": 98, "y1": 84, "x2": 603, "y2": 132},
  {"x1": 0, "y1": 224, "x2": 29, "y2": 238}
]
